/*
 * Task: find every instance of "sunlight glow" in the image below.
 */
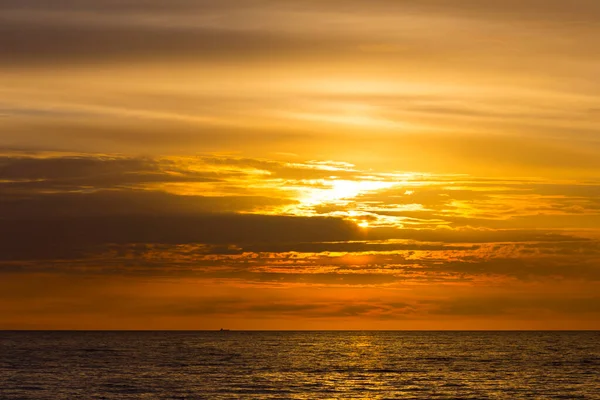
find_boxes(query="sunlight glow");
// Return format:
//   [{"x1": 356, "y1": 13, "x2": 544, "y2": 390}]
[{"x1": 299, "y1": 179, "x2": 397, "y2": 207}]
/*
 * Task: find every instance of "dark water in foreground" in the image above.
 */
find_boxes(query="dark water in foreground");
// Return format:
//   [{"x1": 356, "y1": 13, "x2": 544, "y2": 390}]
[{"x1": 1, "y1": 331, "x2": 599, "y2": 399}]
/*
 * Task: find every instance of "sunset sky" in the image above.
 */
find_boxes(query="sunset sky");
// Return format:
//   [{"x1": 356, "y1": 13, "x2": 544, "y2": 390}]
[{"x1": 1, "y1": 0, "x2": 600, "y2": 330}]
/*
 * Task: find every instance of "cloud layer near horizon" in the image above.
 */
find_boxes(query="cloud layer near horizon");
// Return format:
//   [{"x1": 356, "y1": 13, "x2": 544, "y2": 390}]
[{"x1": 1, "y1": 153, "x2": 599, "y2": 329}]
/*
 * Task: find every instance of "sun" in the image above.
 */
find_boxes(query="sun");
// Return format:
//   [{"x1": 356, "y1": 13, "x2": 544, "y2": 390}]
[{"x1": 300, "y1": 179, "x2": 396, "y2": 207}]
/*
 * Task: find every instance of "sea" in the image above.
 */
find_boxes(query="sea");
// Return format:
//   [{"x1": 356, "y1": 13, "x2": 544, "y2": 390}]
[{"x1": 1, "y1": 331, "x2": 599, "y2": 399}]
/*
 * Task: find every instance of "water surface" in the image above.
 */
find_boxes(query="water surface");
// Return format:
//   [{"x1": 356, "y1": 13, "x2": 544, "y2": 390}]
[{"x1": 1, "y1": 331, "x2": 599, "y2": 399}]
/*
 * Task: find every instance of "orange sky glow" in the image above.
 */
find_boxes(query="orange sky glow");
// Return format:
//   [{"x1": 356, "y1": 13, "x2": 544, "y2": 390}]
[{"x1": 1, "y1": 0, "x2": 599, "y2": 329}]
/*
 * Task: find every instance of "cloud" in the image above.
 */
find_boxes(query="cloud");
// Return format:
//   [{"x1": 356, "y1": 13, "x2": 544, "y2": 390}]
[
  {"x1": 1, "y1": 0, "x2": 598, "y2": 68},
  {"x1": 3, "y1": 231, "x2": 599, "y2": 284},
  {"x1": 0, "y1": 190, "x2": 294, "y2": 218},
  {"x1": 427, "y1": 295, "x2": 600, "y2": 317},
  {"x1": 1, "y1": 153, "x2": 598, "y2": 276},
  {"x1": 0, "y1": 18, "x2": 345, "y2": 66},
  {"x1": 1, "y1": 0, "x2": 599, "y2": 179},
  {"x1": 0, "y1": 155, "x2": 221, "y2": 189},
  {"x1": 365, "y1": 228, "x2": 591, "y2": 244},
  {"x1": 0, "y1": 213, "x2": 361, "y2": 256}
]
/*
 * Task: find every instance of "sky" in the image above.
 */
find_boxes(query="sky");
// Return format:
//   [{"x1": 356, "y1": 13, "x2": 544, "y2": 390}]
[{"x1": 1, "y1": 0, "x2": 599, "y2": 330}]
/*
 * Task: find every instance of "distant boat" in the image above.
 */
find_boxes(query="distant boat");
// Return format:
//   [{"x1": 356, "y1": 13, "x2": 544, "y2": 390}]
[{"x1": 219, "y1": 328, "x2": 230, "y2": 332}]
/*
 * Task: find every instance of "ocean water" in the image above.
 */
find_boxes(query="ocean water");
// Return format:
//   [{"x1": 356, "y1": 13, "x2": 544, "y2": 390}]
[{"x1": 1, "y1": 331, "x2": 599, "y2": 399}]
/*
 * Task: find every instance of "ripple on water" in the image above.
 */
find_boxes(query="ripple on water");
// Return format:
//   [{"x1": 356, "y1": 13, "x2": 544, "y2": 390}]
[{"x1": 0, "y1": 331, "x2": 599, "y2": 399}]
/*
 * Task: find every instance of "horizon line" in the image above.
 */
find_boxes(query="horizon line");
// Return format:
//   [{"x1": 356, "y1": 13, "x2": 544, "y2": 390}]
[{"x1": 2, "y1": 329, "x2": 599, "y2": 332}]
